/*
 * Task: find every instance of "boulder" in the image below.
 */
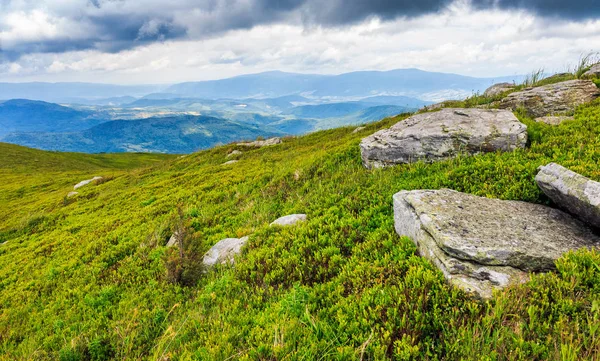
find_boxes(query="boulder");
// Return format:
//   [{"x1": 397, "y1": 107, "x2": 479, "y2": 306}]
[
  {"x1": 227, "y1": 150, "x2": 243, "y2": 158},
  {"x1": 74, "y1": 176, "x2": 103, "y2": 190},
  {"x1": 483, "y1": 82, "x2": 515, "y2": 97},
  {"x1": 222, "y1": 160, "x2": 238, "y2": 165},
  {"x1": 270, "y1": 214, "x2": 307, "y2": 227},
  {"x1": 237, "y1": 137, "x2": 282, "y2": 147},
  {"x1": 394, "y1": 189, "x2": 600, "y2": 298},
  {"x1": 582, "y1": 63, "x2": 600, "y2": 79},
  {"x1": 535, "y1": 115, "x2": 574, "y2": 125},
  {"x1": 360, "y1": 108, "x2": 527, "y2": 169},
  {"x1": 202, "y1": 236, "x2": 249, "y2": 268},
  {"x1": 498, "y1": 80, "x2": 600, "y2": 118},
  {"x1": 536, "y1": 163, "x2": 600, "y2": 229}
]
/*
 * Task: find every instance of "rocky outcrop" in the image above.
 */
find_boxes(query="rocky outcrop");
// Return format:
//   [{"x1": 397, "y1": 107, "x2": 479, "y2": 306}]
[
  {"x1": 360, "y1": 108, "x2": 527, "y2": 169},
  {"x1": 74, "y1": 176, "x2": 103, "y2": 190},
  {"x1": 484, "y1": 82, "x2": 515, "y2": 97},
  {"x1": 535, "y1": 116, "x2": 574, "y2": 125},
  {"x1": 498, "y1": 80, "x2": 600, "y2": 118},
  {"x1": 536, "y1": 163, "x2": 600, "y2": 229},
  {"x1": 394, "y1": 189, "x2": 600, "y2": 298},
  {"x1": 227, "y1": 150, "x2": 242, "y2": 158},
  {"x1": 237, "y1": 137, "x2": 282, "y2": 147},
  {"x1": 270, "y1": 214, "x2": 307, "y2": 227},
  {"x1": 203, "y1": 236, "x2": 249, "y2": 268},
  {"x1": 582, "y1": 63, "x2": 600, "y2": 79}
]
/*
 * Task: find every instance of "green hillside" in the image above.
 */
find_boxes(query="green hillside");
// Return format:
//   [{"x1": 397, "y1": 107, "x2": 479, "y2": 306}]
[{"x1": 1, "y1": 100, "x2": 599, "y2": 361}]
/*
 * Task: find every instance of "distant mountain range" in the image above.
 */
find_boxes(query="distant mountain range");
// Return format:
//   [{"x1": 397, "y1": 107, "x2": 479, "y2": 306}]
[{"x1": 0, "y1": 69, "x2": 524, "y2": 104}]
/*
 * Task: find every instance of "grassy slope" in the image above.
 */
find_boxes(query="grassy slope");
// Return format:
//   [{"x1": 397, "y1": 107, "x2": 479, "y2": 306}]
[{"x1": 0, "y1": 101, "x2": 599, "y2": 360}]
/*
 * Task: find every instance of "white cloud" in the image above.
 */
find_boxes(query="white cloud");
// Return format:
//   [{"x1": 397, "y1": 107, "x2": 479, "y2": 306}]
[{"x1": 1, "y1": 3, "x2": 599, "y2": 83}]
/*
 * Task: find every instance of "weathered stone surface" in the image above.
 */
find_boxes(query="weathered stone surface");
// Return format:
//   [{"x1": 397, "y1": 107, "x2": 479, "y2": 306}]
[
  {"x1": 222, "y1": 160, "x2": 238, "y2": 165},
  {"x1": 203, "y1": 236, "x2": 249, "y2": 268},
  {"x1": 67, "y1": 191, "x2": 79, "y2": 198},
  {"x1": 393, "y1": 189, "x2": 600, "y2": 298},
  {"x1": 536, "y1": 163, "x2": 600, "y2": 229},
  {"x1": 498, "y1": 80, "x2": 600, "y2": 118},
  {"x1": 484, "y1": 82, "x2": 515, "y2": 97},
  {"x1": 582, "y1": 63, "x2": 600, "y2": 79},
  {"x1": 227, "y1": 150, "x2": 242, "y2": 158},
  {"x1": 74, "y1": 176, "x2": 103, "y2": 190},
  {"x1": 360, "y1": 108, "x2": 527, "y2": 169},
  {"x1": 270, "y1": 214, "x2": 307, "y2": 227},
  {"x1": 535, "y1": 115, "x2": 574, "y2": 125},
  {"x1": 352, "y1": 126, "x2": 366, "y2": 134},
  {"x1": 237, "y1": 137, "x2": 282, "y2": 147}
]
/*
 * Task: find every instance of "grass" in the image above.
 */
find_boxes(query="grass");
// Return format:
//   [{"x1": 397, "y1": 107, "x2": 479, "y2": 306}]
[{"x1": 0, "y1": 94, "x2": 600, "y2": 360}]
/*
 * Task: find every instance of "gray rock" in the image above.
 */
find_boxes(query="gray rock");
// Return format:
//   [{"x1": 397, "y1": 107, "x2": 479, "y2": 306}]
[
  {"x1": 582, "y1": 63, "x2": 600, "y2": 79},
  {"x1": 74, "y1": 176, "x2": 103, "y2": 190},
  {"x1": 536, "y1": 163, "x2": 600, "y2": 228},
  {"x1": 393, "y1": 189, "x2": 599, "y2": 298},
  {"x1": 535, "y1": 115, "x2": 574, "y2": 125},
  {"x1": 67, "y1": 191, "x2": 79, "y2": 198},
  {"x1": 202, "y1": 236, "x2": 249, "y2": 268},
  {"x1": 360, "y1": 108, "x2": 527, "y2": 169},
  {"x1": 227, "y1": 150, "x2": 243, "y2": 158},
  {"x1": 352, "y1": 126, "x2": 366, "y2": 134},
  {"x1": 499, "y1": 80, "x2": 600, "y2": 118},
  {"x1": 483, "y1": 82, "x2": 515, "y2": 97},
  {"x1": 270, "y1": 214, "x2": 307, "y2": 227},
  {"x1": 222, "y1": 160, "x2": 238, "y2": 165},
  {"x1": 237, "y1": 137, "x2": 282, "y2": 147},
  {"x1": 166, "y1": 231, "x2": 181, "y2": 247}
]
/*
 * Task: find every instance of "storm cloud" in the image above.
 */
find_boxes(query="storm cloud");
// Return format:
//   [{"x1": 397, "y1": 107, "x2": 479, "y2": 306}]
[{"x1": 1, "y1": 0, "x2": 598, "y2": 61}]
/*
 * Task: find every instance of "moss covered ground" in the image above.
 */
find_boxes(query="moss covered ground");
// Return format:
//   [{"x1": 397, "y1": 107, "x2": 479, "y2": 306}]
[{"x1": 0, "y1": 99, "x2": 599, "y2": 360}]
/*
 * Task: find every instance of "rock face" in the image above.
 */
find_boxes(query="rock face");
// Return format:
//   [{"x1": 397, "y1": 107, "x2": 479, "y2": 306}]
[
  {"x1": 582, "y1": 63, "x2": 600, "y2": 79},
  {"x1": 393, "y1": 189, "x2": 600, "y2": 298},
  {"x1": 202, "y1": 236, "x2": 249, "y2": 268},
  {"x1": 238, "y1": 137, "x2": 282, "y2": 147},
  {"x1": 535, "y1": 115, "x2": 574, "y2": 125},
  {"x1": 74, "y1": 176, "x2": 103, "y2": 190},
  {"x1": 536, "y1": 163, "x2": 600, "y2": 229},
  {"x1": 360, "y1": 108, "x2": 527, "y2": 169},
  {"x1": 484, "y1": 82, "x2": 515, "y2": 97},
  {"x1": 270, "y1": 214, "x2": 307, "y2": 227},
  {"x1": 499, "y1": 80, "x2": 600, "y2": 118}
]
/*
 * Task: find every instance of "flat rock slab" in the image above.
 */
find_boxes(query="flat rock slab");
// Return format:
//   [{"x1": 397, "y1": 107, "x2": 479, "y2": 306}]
[
  {"x1": 203, "y1": 236, "x2": 249, "y2": 268},
  {"x1": 237, "y1": 137, "x2": 282, "y2": 147},
  {"x1": 360, "y1": 108, "x2": 527, "y2": 169},
  {"x1": 499, "y1": 80, "x2": 600, "y2": 118},
  {"x1": 74, "y1": 176, "x2": 103, "y2": 190},
  {"x1": 394, "y1": 189, "x2": 600, "y2": 298},
  {"x1": 270, "y1": 214, "x2": 307, "y2": 227},
  {"x1": 536, "y1": 163, "x2": 600, "y2": 229}
]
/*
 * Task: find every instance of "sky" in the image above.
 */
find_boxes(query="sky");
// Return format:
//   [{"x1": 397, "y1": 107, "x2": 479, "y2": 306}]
[{"x1": 0, "y1": 0, "x2": 599, "y2": 84}]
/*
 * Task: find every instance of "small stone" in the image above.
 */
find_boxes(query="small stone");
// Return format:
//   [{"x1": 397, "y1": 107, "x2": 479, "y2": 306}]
[
  {"x1": 270, "y1": 214, "x2": 307, "y2": 227},
  {"x1": 536, "y1": 163, "x2": 600, "y2": 228},
  {"x1": 67, "y1": 191, "x2": 79, "y2": 198},
  {"x1": 535, "y1": 116, "x2": 574, "y2": 125},
  {"x1": 202, "y1": 236, "x2": 249, "y2": 268},
  {"x1": 222, "y1": 160, "x2": 238, "y2": 165},
  {"x1": 166, "y1": 231, "x2": 181, "y2": 247},
  {"x1": 227, "y1": 150, "x2": 243, "y2": 158}
]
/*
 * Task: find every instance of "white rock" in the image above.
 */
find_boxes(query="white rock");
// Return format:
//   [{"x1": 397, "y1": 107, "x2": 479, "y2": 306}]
[
  {"x1": 270, "y1": 214, "x2": 307, "y2": 227},
  {"x1": 222, "y1": 160, "x2": 239, "y2": 165},
  {"x1": 74, "y1": 176, "x2": 103, "y2": 190},
  {"x1": 202, "y1": 236, "x2": 249, "y2": 268}
]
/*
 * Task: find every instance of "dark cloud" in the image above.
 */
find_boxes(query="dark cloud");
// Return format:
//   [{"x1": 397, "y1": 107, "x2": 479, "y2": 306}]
[{"x1": 1, "y1": 0, "x2": 597, "y2": 61}]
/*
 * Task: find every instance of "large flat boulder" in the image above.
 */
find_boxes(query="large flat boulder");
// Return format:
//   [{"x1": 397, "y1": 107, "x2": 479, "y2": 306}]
[
  {"x1": 360, "y1": 108, "x2": 527, "y2": 169},
  {"x1": 498, "y1": 80, "x2": 600, "y2": 118},
  {"x1": 203, "y1": 236, "x2": 249, "y2": 268},
  {"x1": 393, "y1": 189, "x2": 599, "y2": 298},
  {"x1": 536, "y1": 163, "x2": 600, "y2": 229}
]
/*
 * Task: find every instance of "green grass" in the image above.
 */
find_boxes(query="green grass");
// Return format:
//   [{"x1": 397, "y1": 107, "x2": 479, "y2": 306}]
[{"x1": 0, "y1": 100, "x2": 600, "y2": 360}]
